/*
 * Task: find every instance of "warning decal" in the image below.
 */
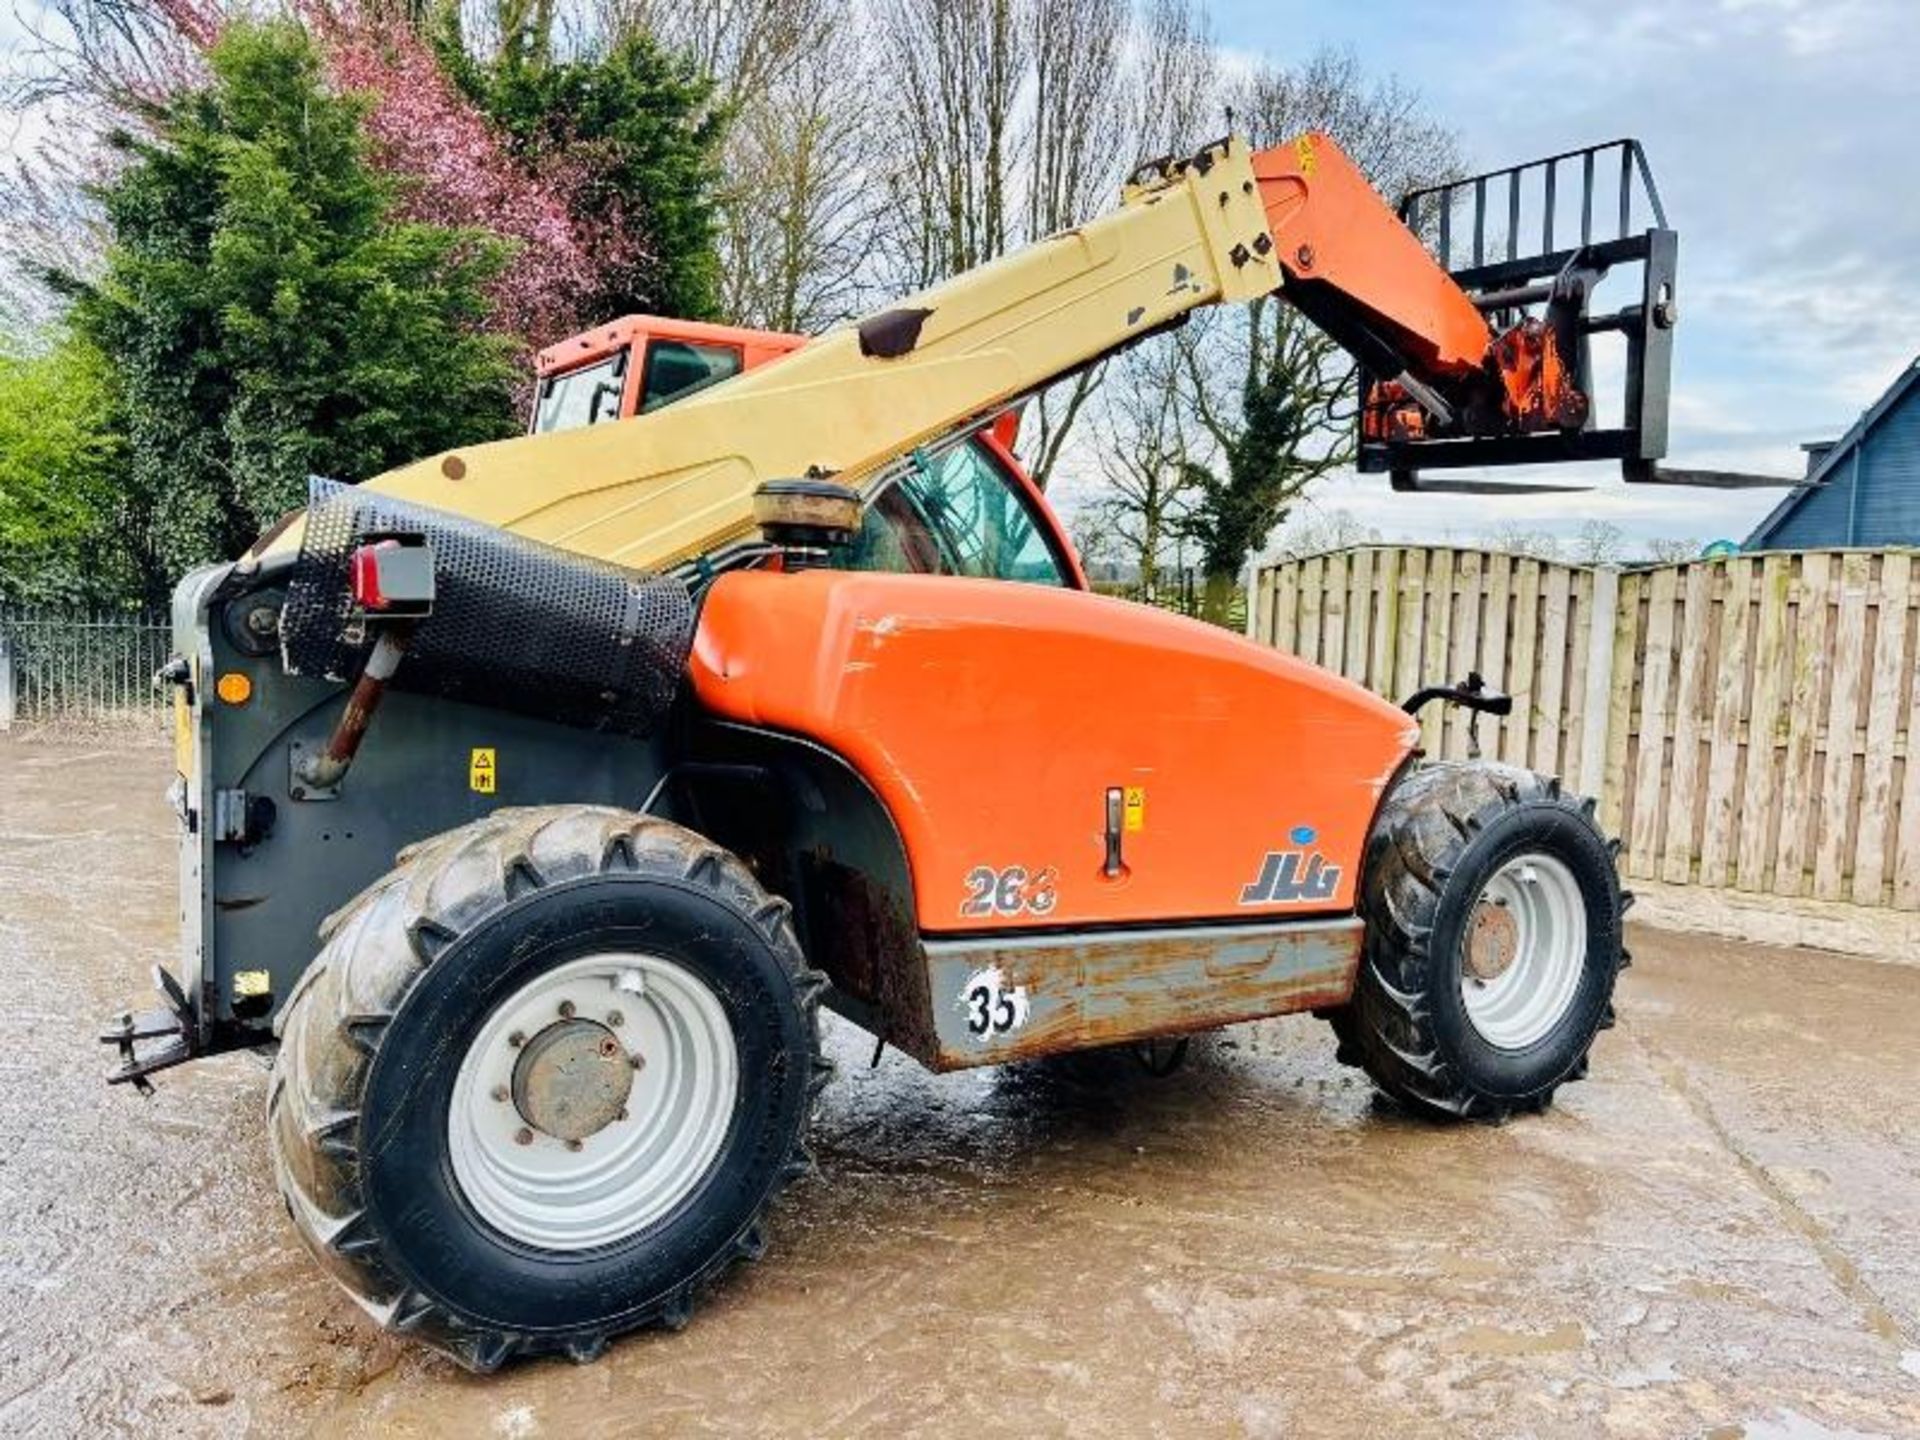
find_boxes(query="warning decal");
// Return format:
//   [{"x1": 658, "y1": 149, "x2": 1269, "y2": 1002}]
[{"x1": 469, "y1": 747, "x2": 496, "y2": 794}]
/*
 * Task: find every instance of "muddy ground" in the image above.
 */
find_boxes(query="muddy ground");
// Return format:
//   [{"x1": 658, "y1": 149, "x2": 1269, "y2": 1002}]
[{"x1": 2, "y1": 736, "x2": 1917, "y2": 1439}]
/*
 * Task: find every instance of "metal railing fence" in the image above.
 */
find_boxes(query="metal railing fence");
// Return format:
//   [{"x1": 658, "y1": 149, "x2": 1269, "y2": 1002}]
[{"x1": 0, "y1": 609, "x2": 173, "y2": 731}]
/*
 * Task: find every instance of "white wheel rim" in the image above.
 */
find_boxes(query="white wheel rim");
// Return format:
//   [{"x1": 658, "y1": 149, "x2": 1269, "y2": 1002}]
[
  {"x1": 1459, "y1": 852, "x2": 1588, "y2": 1050},
  {"x1": 449, "y1": 953, "x2": 739, "y2": 1251}
]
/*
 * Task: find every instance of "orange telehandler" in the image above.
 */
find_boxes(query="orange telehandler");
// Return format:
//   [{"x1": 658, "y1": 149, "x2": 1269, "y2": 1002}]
[{"x1": 110, "y1": 131, "x2": 1678, "y2": 1369}]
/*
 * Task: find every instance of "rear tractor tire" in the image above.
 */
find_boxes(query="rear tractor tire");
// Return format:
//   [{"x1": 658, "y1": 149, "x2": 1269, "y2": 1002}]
[
  {"x1": 1328, "y1": 762, "x2": 1629, "y2": 1121},
  {"x1": 267, "y1": 806, "x2": 831, "y2": 1371}
]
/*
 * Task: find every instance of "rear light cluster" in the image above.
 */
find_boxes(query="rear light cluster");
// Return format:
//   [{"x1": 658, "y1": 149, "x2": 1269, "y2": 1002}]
[
  {"x1": 349, "y1": 541, "x2": 397, "y2": 611},
  {"x1": 347, "y1": 538, "x2": 436, "y2": 618}
]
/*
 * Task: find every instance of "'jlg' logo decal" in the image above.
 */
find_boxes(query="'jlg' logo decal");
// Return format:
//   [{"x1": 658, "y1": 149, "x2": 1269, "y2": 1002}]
[
  {"x1": 1239, "y1": 826, "x2": 1342, "y2": 905},
  {"x1": 960, "y1": 864, "x2": 1059, "y2": 919}
]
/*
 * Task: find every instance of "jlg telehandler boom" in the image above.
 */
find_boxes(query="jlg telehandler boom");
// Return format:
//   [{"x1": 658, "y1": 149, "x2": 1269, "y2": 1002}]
[
  {"x1": 115, "y1": 131, "x2": 1665, "y2": 1372},
  {"x1": 295, "y1": 132, "x2": 1675, "y2": 570}
]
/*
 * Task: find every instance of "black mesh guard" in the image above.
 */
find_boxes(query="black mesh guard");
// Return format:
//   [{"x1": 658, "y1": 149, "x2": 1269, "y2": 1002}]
[{"x1": 281, "y1": 478, "x2": 694, "y2": 735}]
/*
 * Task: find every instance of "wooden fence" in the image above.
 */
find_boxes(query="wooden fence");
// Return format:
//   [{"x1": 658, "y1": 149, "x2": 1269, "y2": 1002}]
[{"x1": 1249, "y1": 546, "x2": 1920, "y2": 911}]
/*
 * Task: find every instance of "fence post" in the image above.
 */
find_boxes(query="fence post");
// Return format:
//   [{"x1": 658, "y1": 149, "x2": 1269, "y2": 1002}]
[
  {"x1": 1577, "y1": 565, "x2": 1620, "y2": 799},
  {"x1": 0, "y1": 629, "x2": 12, "y2": 732}
]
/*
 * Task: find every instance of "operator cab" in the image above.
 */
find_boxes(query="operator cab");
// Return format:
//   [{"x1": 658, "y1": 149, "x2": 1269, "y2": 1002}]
[
  {"x1": 531, "y1": 316, "x2": 807, "y2": 434},
  {"x1": 530, "y1": 314, "x2": 1084, "y2": 588}
]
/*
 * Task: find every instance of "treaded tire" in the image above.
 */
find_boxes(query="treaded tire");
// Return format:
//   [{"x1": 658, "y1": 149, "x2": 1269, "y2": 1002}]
[
  {"x1": 1329, "y1": 761, "x2": 1629, "y2": 1121},
  {"x1": 267, "y1": 806, "x2": 830, "y2": 1371}
]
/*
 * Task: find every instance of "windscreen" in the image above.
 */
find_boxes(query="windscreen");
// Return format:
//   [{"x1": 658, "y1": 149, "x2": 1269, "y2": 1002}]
[{"x1": 532, "y1": 354, "x2": 626, "y2": 434}]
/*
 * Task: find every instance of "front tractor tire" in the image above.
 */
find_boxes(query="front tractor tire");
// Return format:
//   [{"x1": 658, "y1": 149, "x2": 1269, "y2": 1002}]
[
  {"x1": 268, "y1": 806, "x2": 829, "y2": 1372},
  {"x1": 1331, "y1": 762, "x2": 1627, "y2": 1121}
]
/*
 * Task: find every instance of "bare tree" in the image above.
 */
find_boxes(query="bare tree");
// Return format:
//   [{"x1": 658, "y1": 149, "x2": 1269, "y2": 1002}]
[
  {"x1": 1482, "y1": 523, "x2": 1564, "y2": 561},
  {"x1": 1018, "y1": 0, "x2": 1215, "y2": 490},
  {"x1": 1088, "y1": 337, "x2": 1202, "y2": 598},
  {"x1": 1155, "y1": 45, "x2": 1460, "y2": 622},
  {"x1": 1570, "y1": 519, "x2": 1627, "y2": 566},
  {"x1": 873, "y1": 0, "x2": 1026, "y2": 289},
  {"x1": 1642, "y1": 535, "x2": 1701, "y2": 563},
  {"x1": 1119, "y1": 0, "x2": 1216, "y2": 161},
  {"x1": 1025, "y1": 0, "x2": 1126, "y2": 238},
  {"x1": 1062, "y1": 500, "x2": 1118, "y2": 576},
  {"x1": 1266, "y1": 505, "x2": 1379, "y2": 560},
  {"x1": 868, "y1": 0, "x2": 1218, "y2": 489},
  {"x1": 596, "y1": 0, "x2": 831, "y2": 99},
  {"x1": 712, "y1": 31, "x2": 881, "y2": 331}
]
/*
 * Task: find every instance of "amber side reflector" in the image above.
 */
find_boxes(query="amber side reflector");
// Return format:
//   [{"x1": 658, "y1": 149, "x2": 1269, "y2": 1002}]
[{"x1": 215, "y1": 671, "x2": 253, "y2": 706}]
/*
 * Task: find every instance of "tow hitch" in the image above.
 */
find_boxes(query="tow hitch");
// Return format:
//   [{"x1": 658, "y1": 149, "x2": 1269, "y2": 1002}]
[{"x1": 101, "y1": 965, "x2": 198, "y2": 1095}]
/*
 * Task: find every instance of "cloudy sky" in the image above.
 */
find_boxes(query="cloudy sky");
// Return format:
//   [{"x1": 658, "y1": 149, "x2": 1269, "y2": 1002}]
[{"x1": 1206, "y1": 0, "x2": 1920, "y2": 549}]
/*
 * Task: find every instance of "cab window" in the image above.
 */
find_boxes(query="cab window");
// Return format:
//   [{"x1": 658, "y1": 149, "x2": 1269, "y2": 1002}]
[
  {"x1": 835, "y1": 439, "x2": 1068, "y2": 586},
  {"x1": 640, "y1": 340, "x2": 742, "y2": 413},
  {"x1": 532, "y1": 353, "x2": 625, "y2": 433}
]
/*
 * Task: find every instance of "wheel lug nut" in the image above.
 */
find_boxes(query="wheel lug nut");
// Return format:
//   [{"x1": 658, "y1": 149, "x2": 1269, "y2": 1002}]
[
  {"x1": 630, "y1": 1052, "x2": 647, "y2": 1071},
  {"x1": 608, "y1": 1009, "x2": 625, "y2": 1027},
  {"x1": 492, "y1": 1085, "x2": 509, "y2": 1102},
  {"x1": 559, "y1": 1000, "x2": 576, "y2": 1019},
  {"x1": 566, "y1": 1138, "x2": 583, "y2": 1152},
  {"x1": 514, "y1": 1127, "x2": 534, "y2": 1146},
  {"x1": 617, "y1": 1108, "x2": 629, "y2": 1122},
  {"x1": 508, "y1": 1030, "x2": 526, "y2": 1048}
]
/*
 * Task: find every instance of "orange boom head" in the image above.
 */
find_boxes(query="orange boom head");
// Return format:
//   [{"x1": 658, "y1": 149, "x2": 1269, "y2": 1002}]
[{"x1": 1243, "y1": 134, "x2": 1676, "y2": 491}]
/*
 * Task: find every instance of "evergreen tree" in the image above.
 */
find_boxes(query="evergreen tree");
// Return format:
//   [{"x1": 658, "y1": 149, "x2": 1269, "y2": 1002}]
[
  {"x1": 62, "y1": 20, "x2": 516, "y2": 606},
  {"x1": 441, "y1": 28, "x2": 727, "y2": 323}
]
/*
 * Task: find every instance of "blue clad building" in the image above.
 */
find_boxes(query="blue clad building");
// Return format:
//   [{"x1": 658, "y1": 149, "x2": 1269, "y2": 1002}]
[{"x1": 1746, "y1": 358, "x2": 1920, "y2": 549}]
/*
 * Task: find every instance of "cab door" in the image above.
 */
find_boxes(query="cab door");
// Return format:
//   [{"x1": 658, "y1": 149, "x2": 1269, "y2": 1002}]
[{"x1": 834, "y1": 436, "x2": 1084, "y2": 589}]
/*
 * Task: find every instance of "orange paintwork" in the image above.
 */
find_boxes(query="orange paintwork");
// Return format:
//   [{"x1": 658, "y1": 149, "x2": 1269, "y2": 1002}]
[
  {"x1": 1493, "y1": 317, "x2": 1589, "y2": 431},
  {"x1": 535, "y1": 314, "x2": 807, "y2": 377},
  {"x1": 1252, "y1": 133, "x2": 1493, "y2": 380},
  {"x1": 690, "y1": 570, "x2": 1419, "y2": 932}
]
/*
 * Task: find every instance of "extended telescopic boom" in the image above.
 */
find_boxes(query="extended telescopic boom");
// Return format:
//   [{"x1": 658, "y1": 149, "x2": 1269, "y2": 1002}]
[{"x1": 273, "y1": 131, "x2": 1670, "y2": 574}]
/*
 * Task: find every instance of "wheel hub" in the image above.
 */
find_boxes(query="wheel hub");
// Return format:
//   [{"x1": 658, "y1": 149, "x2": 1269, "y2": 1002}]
[
  {"x1": 1458, "y1": 852, "x2": 1589, "y2": 1051},
  {"x1": 1465, "y1": 899, "x2": 1520, "y2": 981},
  {"x1": 511, "y1": 1019, "x2": 633, "y2": 1142},
  {"x1": 448, "y1": 952, "x2": 741, "y2": 1250}
]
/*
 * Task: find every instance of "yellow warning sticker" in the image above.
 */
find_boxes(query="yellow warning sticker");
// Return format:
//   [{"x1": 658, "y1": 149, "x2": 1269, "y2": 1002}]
[
  {"x1": 469, "y1": 747, "x2": 496, "y2": 794},
  {"x1": 1124, "y1": 786, "x2": 1147, "y2": 833},
  {"x1": 1295, "y1": 134, "x2": 1318, "y2": 177}
]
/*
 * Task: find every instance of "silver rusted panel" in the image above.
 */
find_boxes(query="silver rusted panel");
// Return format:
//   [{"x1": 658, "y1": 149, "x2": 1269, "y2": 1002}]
[{"x1": 915, "y1": 916, "x2": 1363, "y2": 1071}]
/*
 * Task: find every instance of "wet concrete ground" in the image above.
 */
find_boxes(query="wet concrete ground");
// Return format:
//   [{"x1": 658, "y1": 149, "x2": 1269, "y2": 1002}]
[{"x1": 2, "y1": 736, "x2": 1918, "y2": 1439}]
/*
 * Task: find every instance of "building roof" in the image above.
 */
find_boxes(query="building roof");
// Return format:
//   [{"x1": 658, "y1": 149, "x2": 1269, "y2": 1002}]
[{"x1": 1746, "y1": 356, "x2": 1920, "y2": 547}]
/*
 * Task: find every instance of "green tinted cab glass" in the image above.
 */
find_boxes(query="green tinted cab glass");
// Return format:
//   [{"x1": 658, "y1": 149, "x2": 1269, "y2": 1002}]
[
  {"x1": 640, "y1": 341, "x2": 742, "y2": 414},
  {"x1": 835, "y1": 439, "x2": 1067, "y2": 586}
]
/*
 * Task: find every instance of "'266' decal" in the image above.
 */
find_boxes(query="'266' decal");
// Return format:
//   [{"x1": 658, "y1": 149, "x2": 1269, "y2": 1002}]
[{"x1": 960, "y1": 864, "x2": 1059, "y2": 919}]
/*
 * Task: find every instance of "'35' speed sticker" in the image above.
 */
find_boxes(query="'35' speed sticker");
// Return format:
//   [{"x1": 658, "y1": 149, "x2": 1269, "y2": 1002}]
[{"x1": 959, "y1": 864, "x2": 1058, "y2": 919}]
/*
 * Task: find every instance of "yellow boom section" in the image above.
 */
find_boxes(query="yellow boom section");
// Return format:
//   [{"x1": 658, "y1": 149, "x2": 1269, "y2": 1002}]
[{"x1": 272, "y1": 139, "x2": 1280, "y2": 573}]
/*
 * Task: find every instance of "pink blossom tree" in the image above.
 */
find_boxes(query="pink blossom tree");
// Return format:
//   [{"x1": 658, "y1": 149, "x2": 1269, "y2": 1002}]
[{"x1": 8, "y1": 0, "x2": 648, "y2": 359}]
